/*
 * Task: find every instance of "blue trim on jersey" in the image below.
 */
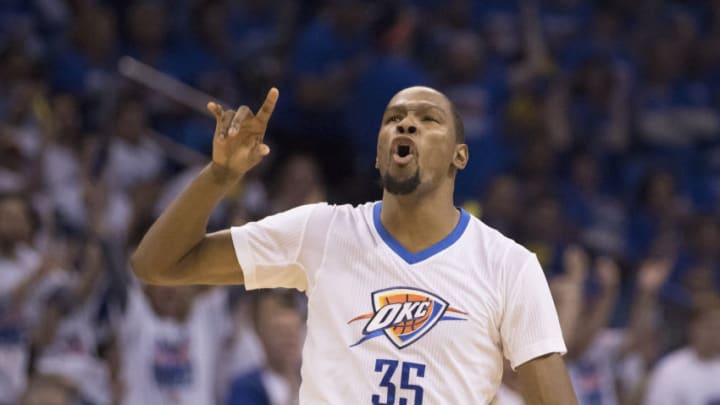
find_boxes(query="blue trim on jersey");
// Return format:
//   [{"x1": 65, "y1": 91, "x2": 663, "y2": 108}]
[
  {"x1": 397, "y1": 301, "x2": 444, "y2": 343},
  {"x1": 373, "y1": 202, "x2": 471, "y2": 265},
  {"x1": 350, "y1": 330, "x2": 385, "y2": 347},
  {"x1": 439, "y1": 316, "x2": 468, "y2": 321}
]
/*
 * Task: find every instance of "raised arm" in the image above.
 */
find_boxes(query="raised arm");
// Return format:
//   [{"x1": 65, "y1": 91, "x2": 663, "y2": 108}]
[
  {"x1": 130, "y1": 88, "x2": 279, "y2": 286},
  {"x1": 567, "y1": 257, "x2": 620, "y2": 357}
]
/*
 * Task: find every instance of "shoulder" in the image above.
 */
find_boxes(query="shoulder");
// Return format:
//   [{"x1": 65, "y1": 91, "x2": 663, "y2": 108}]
[
  {"x1": 241, "y1": 202, "x2": 371, "y2": 231},
  {"x1": 653, "y1": 347, "x2": 696, "y2": 375},
  {"x1": 230, "y1": 367, "x2": 264, "y2": 386},
  {"x1": 327, "y1": 201, "x2": 375, "y2": 215},
  {"x1": 302, "y1": 201, "x2": 377, "y2": 222},
  {"x1": 466, "y1": 213, "x2": 536, "y2": 270},
  {"x1": 228, "y1": 368, "x2": 268, "y2": 400},
  {"x1": 254, "y1": 202, "x2": 332, "y2": 223}
]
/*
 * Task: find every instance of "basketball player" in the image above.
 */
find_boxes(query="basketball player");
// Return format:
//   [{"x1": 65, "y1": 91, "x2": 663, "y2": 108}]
[{"x1": 132, "y1": 86, "x2": 578, "y2": 404}]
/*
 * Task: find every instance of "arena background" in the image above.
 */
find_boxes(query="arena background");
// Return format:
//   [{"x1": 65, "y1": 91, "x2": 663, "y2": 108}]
[{"x1": 1, "y1": 0, "x2": 719, "y2": 404}]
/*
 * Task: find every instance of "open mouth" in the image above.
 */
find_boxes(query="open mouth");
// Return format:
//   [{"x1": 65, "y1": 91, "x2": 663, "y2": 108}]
[
  {"x1": 397, "y1": 145, "x2": 410, "y2": 158},
  {"x1": 391, "y1": 139, "x2": 416, "y2": 165}
]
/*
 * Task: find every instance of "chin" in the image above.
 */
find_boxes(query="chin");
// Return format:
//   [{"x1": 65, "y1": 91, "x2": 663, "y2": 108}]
[{"x1": 381, "y1": 168, "x2": 421, "y2": 195}]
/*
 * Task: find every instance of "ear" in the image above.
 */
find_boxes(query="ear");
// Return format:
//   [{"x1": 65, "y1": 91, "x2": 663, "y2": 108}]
[{"x1": 452, "y1": 143, "x2": 468, "y2": 170}]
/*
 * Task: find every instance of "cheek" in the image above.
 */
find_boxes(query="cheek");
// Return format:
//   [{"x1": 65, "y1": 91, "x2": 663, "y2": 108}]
[
  {"x1": 377, "y1": 131, "x2": 391, "y2": 152},
  {"x1": 419, "y1": 139, "x2": 454, "y2": 169}
]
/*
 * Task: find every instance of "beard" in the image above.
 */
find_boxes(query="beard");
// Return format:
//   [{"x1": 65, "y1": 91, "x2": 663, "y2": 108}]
[{"x1": 381, "y1": 168, "x2": 421, "y2": 195}]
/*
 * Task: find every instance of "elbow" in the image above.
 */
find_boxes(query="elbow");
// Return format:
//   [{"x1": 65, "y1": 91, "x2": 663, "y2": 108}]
[{"x1": 129, "y1": 249, "x2": 163, "y2": 285}]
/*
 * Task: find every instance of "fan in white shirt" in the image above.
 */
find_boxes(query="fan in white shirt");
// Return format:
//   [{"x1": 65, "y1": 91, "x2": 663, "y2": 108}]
[
  {"x1": 115, "y1": 284, "x2": 230, "y2": 405},
  {"x1": 0, "y1": 194, "x2": 69, "y2": 404},
  {"x1": 644, "y1": 300, "x2": 720, "y2": 405}
]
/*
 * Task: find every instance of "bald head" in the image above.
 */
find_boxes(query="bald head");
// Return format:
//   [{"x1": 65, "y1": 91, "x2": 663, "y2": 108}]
[
  {"x1": 377, "y1": 86, "x2": 470, "y2": 195},
  {"x1": 387, "y1": 86, "x2": 465, "y2": 143}
]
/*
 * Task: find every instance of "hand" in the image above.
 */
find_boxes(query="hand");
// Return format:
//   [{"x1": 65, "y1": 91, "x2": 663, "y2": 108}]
[
  {"x1": 207, "y1": 88, "x2": 279, "y2": 178},
  {"x1": 563, "y1": 245, "x2": 589, "y2": 284},
  {"x1": 596, "y1": 257, "x2": 620, "y2": 290},
  {"x1": 550, "y1": 275, "x2": 583, "y2": 302},
  {"x1": 637, "y1": 258, "x2": 673, "y2": 294}
]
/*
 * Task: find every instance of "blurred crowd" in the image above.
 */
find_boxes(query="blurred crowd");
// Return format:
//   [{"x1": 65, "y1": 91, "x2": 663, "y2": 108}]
[{"x1": 1, "y1": 0, "x2": 719, "y2": 404}]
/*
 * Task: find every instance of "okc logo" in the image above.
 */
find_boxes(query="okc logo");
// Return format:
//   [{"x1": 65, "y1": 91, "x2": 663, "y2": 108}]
[{"x1": 348, "y1": 287, "x2": 468, "y2": 349}]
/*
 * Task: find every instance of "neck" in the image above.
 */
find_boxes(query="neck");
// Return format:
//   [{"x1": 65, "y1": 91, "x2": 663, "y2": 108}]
[
  {"x1": 265, "y1": 358, "x2": 300, "y2": 386},
  {"x1": 380, "y1": 183, "x2": 459, "y2": 253},
  {"x1": 692, "y1": 342, "x2": 719, "y2": 361}
]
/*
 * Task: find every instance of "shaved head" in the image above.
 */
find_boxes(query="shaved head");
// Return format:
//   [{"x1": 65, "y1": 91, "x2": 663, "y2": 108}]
[{"x1": 387, "y1": 87, "x2": 465, "y2": 143}]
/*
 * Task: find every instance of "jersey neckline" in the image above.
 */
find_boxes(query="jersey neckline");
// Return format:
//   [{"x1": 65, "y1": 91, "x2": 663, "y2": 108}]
[{"x1": 372, "y1": 201, "x2": 471, "y2": 265}]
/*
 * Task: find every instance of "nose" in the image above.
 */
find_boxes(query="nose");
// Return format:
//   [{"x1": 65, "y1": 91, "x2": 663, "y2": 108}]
[{"x1": 396, "y1": 124, "x2": 417, "y2": 134}]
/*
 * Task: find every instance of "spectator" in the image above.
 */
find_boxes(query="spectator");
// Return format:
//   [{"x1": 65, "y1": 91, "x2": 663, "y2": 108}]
[
  {"x1": 644, "y1": 298, "x2": 720, "y2": 405},
  {"x1": 100, "y1": 95, "x2": 166, "y2": 246},
  {"x1": 560, "y1": 150, "x2": 626, "y2": 257},
  {"x1": 347, "y1": 2, "x2": 431, "y2": 174},
  {"x1": 635, "y1": 25, "x2": 720, "y2": 147},
  {"x1": 441, "y1": 31, "x2": 512, "y2": 200},
  {"x1": 226, "y1": 290, "x2": 304, "y2": 405},
  {"x1": 275, "y1": 0, "x2": 371, "y2": 189},
  {"x1": 0, "y1": 134, "x2": 28, "y2": 194},
  {"x1": 41, "y1": 92, "x2": 97, "y2": 233},
  {"x1": 554, "y1": 249, "x2": 673, "y2": 405},
  {"x1": 114, "y1": 284, "x2": 230, "y2": 405},
  {"x1": 51, "y1": 5, "x2": 120, "y2": 114},
  {"x1": 0, "y1": 194, "x2": 67, "y2": 404},
  {"x1": 519, "y1": 193, "x2": 565, "y2": 272},
  {"x1": 268, "y1": 154, "x2": 326, "y2": 214},
  {"x1": 479, "y1": 175, "x2": 522, "y2": 237},
  {"x1": 626, "y1": 170, "x2": 689, "y2": 262},
  {"x1": 33, "y1": 239, "x2": 111, "y2": 404}
]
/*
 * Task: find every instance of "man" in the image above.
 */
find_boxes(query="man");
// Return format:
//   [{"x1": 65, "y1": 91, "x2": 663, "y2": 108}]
[
  {"x1": 115, "y1": 284, "x2": 229, "y2": 405},
  {"x1": 226, "y1": 290, "x2": 304, "y2": 405},
  {"x1": 643, "y1": 300, "x2": 720, "y2": 405},
  {"x1": 132, "y1": 86, "x2": 578, "y2": 404}
]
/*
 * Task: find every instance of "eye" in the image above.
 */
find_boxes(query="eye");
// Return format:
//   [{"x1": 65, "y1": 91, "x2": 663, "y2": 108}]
[
  {"x1": 422, "y1": 116, "x2": 438, "y2": 123},
  {"x1": 385, "y1": 115, "x2": 402, "y2": 124}
]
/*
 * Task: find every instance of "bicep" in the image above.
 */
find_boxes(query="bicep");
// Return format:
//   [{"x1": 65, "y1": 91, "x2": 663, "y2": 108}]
[
  {"x1": 516, "y1": 353, "x2": 578, "y2": 405},
  {"x1": 171, "y1": 230, "x2": 244, "y2": 285}
]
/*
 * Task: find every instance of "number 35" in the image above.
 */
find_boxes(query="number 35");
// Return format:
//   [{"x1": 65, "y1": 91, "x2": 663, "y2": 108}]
[{"x1": 372, "y1": 359, "x2": 425, "y2": 405}]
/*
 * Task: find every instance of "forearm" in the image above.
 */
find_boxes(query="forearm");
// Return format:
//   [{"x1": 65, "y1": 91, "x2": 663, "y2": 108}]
[
  {"x1": 569, "y1": 289, "x2": 617, "y2": 355},
  {"x1": 518, "y1": 353, "x2": 578, "y2": 405},
  {"x1": 130, "y1": 162, "x2": 240, "y2": 282},
  {"x1": 623, "y1": 291, "x2": 658, "y2": 351},
  {"x1": 556, "y1": 290, "x2": 583, "y2": 348}
]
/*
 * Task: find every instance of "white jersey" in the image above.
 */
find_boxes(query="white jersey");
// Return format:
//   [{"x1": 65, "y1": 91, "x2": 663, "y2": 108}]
[{"x1": 231, "y1": 202, "x2": 566, "y2": 404}]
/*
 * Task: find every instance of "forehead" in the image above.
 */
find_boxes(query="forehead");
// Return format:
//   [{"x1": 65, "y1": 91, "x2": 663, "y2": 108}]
[{"x1": 385, "y1": 88, "x2": 451, "y2": 113}]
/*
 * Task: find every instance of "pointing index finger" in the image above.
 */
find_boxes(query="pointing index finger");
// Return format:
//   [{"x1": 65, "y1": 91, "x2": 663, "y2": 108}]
[
  {"x1": 255, "y1": 87, "x2": 279, "y2": 125},
  {"x1": 207, "y1": 102, "x2": 223, "y2": 119}
]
